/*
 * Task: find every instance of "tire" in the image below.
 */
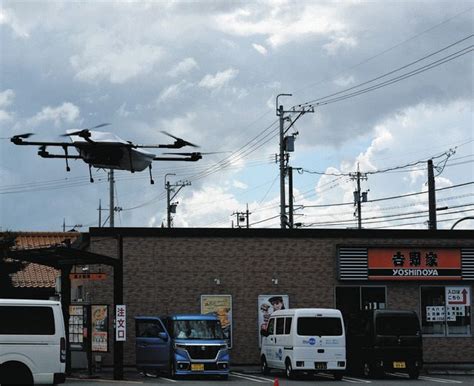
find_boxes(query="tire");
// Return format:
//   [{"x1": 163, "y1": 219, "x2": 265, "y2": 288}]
[
  {"x1": 285, "y1": 359, "x2": 295, "y2": 379},
  {"x1": 333, "y1": 372, "x2": 344, "y2": 380},
  {"x1": 362, "y1": 361, "x2": 374, "y2": 378},
  {"x1": 0, "y1": 362, "x2": 33, "y2": 385},
  {"x1": 409, "y1": 369, "x2": 420, "y2": 380},
  {"x1": 261, "y1": 356, "x2": 270, "y2": 375}
]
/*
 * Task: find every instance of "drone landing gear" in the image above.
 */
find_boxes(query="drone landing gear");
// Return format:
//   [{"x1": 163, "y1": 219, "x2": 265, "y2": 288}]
[
  {"x1": 88, "y1": 165, "x2": 94, "y2": 183},
  {"x1": 63, "y1": 145, "x2": 70, "y2": 172},
  {"x1": 149, "y1": 165, "x2": 154, "y2": 184}
]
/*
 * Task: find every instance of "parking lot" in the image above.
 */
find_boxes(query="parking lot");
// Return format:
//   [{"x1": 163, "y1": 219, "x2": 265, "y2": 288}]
[{"x1": 67, "y1": 370, "x2": 472, "y2": 386}]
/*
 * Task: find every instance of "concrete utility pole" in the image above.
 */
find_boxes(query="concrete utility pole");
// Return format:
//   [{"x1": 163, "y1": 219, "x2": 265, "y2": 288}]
[
  {"x1": 288, "y1": 167, "x2": 294, "y2": 228},
  {"x1": 350, "y1": 165, "x2": 368, "y2": 229},
  {"x1": 232, "y1": 204, "x2": 251, "y2": 228},
  {"x1": 109, "y1": 169, "x2": 114, "y2": 228},
  {"x1": 165, "y1": 174, "x2": 191, "y2": 228},
  {"x1": 276, "y1": 94, "x2": 314, "y2": 229},
  {"x1": 427, "y1": 159, "x2": 437, "y2": 230}
]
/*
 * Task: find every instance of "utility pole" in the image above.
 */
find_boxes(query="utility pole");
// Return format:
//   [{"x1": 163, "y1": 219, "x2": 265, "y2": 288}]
[
  {"x1": 288, "y1": 167, "x2": 294, "y2": 228},
  {"x1": 109, "y1": 169, "x2": 114, "y2": 228},
  {"x1": 232, "y1": 204, "x2": 251, "y2": 228},
  {"x1": 98, "y1": 199, "x2": 102, "y2": 228},
  {"x1": 350, "y1": 164, "x2": 368, "y2": 229},
  {"x1": 276, "y1": 93, "x2": 314, "y2": 229},
  {"x1": 427, "y1": 159, "x2": 437, "y2": 230},
  {"x1": 165, "y1": 174, "x2": 191, "y2": 228}
]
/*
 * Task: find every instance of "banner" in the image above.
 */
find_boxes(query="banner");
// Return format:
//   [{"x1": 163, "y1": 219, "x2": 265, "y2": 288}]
[
  {"x1": 91, "y1": 305, "x2": 108, "y2": 352},
  {"x1": 257, "y1": 295, "x2": 289, "y2": 347},
  {"x1": 115, "y1": 305, "x2": 126, "y2": 341},
  {"x1": 368, "y1": 248, "x2": 461, "y2": 280},
  {"x1": 201, "y1": 294, "x2": 232, "y2": 348}
]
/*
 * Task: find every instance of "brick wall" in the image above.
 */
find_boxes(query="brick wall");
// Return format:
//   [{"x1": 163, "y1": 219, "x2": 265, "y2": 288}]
[{"x1": 81, "y1": 232, "x2": 474, "y2": 366}]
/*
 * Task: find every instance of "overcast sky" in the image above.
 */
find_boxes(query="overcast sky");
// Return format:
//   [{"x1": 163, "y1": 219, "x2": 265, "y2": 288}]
[{"x1": 0, "y1": 0, "x2": 473, "y2": 232}]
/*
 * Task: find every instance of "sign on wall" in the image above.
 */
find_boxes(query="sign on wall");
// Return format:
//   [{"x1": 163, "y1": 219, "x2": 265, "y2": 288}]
[
  {"x1": 368, "y1": 248, "x2": 462, "y2": 280},
  {"x1": 201, "y1": 295, "x2": 232, "y2": 348},
  {"x1": 91, "y1": 305, "x2": 108, "y2": 352},
  {"x1": 115, "y1": 305, "x2": 126, "y2": 341},
  {"x1": 258, "y1": 294, "x2": 289, "y2": 347},
  {"x1": 446, "y1": 286, "x2": 471, "y2": 306}
]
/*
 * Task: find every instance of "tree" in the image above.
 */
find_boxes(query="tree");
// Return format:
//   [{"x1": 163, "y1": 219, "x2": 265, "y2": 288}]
[{"x1": 0, "y1": 232, "x2": 25, "y2": 297}]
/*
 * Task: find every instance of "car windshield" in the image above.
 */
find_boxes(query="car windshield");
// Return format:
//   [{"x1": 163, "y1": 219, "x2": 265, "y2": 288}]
[
  {"x1": 297, "y1": 317, "x2": 343, "y2": 336},
  {"x1": 172, "y1": 319, "x2": 224, "y2": 340},
  {"x1": 376, "y1": 314, "x2": 420, "y2": 336}
]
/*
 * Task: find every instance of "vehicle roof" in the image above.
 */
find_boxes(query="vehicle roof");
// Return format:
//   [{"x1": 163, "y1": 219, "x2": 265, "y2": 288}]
[
  {"x1": 0, "y1": 298, "x2": 61, "y2": 306},
  {"x1": 135, "y1": 314, "x2": 219, "y2": 321},
  {"x1": 271, "y1": 308, "x2": 342, "y2": 317}
]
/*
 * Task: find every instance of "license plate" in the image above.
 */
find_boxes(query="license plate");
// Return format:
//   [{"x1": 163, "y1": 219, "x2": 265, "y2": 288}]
[
  {"x1": 315, "y1": 362, "x2": 327, "y2": 370},
  {"x1": 393, "y1": 361, "x2": 406, "y2": 369},
  {"x1": 191, "y1": 363, "x2": 204, "y2": 371}
]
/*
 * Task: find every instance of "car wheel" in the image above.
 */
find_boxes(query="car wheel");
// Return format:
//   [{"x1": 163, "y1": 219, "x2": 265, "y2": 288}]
[
  {"x1": 285, "y1": 359, "x2": 295, "y2": 379},
  {"x1": 261, "y1": 356, "x2": 270, "y2": 375},
  {"x1": 362, "y1": 361, "x2": 372, "y2": 378}
]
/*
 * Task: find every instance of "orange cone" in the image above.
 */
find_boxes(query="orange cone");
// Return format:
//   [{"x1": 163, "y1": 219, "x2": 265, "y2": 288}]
[{"x1": 274, "y1": 378, "x2": 279, "y2": 386}]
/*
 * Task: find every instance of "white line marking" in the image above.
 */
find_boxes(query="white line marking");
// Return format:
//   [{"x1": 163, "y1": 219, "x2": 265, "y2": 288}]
[
  {"x1": 232, "y1": 372, "x2": 276, "y2": 382},
  {"x1": 157, "y1": 376, "x2": 178, "y2": 383},
  {"x1": 390, "y1": 372, "x2": 462, "y2": 383},
  {"x1": 316, "y1": 373, "x2": 367, "y2": 383},
  {"x1": 230, "y1": 372, "x2": 272, "y2": 383},
  {"x1": 343, "y1": 375, "x2": 372, "y2": 383}
]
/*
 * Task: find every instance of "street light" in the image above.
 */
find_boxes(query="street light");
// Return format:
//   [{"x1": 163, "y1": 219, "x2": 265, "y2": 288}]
[{"x1": 451, "y1": 216, "x2": 474, "y2": 229}]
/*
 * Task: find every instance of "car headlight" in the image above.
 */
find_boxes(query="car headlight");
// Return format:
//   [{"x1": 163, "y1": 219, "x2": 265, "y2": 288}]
[{"x1": 175, "y1": 343, "x2": 187, "y2": 350}]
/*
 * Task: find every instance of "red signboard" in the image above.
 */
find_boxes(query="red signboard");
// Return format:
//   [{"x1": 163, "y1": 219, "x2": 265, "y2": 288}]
[{"x1": 368, "y1": 248, "x2": 461, "y2": 280}]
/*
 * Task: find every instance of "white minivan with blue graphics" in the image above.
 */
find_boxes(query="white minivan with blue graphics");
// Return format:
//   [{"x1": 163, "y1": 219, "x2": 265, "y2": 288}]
[{"x1": 260, "y1": 308, "x2": 346, "y2": 380}]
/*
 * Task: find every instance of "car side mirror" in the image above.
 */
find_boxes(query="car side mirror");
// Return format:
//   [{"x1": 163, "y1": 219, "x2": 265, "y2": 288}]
[{"x1": 158, "y1": 332, "x2": 168, "y2": 341}]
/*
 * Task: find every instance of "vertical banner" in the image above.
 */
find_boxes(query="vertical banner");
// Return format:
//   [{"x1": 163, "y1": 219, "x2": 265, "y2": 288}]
[
  {"x1": 201, "y1": 295, "x2": 232, "y2": 348},
  {"x1": 91, "y1": 305, "x2": 108, "y2": 352},
  {"x1": 258, "y1": 295, "x2": 289, "y2": 347},
  {"x1": 115, "y1": 305, "x2": 126, "y2": 341}
]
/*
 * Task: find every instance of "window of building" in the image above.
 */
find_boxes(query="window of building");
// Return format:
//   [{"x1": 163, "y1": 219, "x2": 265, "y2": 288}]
[{"x1": 421, "y1": 286, "x2": 471, "y2": 336}]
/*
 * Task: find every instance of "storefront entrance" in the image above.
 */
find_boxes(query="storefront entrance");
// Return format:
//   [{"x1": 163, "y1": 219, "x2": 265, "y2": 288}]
[{"x1": 335, "y1": 286, "x2": 386, "y2": 318}]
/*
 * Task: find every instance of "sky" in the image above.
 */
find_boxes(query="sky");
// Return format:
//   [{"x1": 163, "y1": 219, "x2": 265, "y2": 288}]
[{"x1": 0, "y1": 0, "x2": 473, "y2": 232}]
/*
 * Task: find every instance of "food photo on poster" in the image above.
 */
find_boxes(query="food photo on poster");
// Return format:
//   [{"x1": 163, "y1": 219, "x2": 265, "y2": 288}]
[{"x1": 201, "y1": 294, "x2": 232, "y2": 348}]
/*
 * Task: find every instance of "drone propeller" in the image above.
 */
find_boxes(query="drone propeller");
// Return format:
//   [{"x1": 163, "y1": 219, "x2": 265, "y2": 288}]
[
  {"x1": 161, "y1": 131, "x2": 199, "y2": 148},
  {"x1": 61, "y1": 123, "x2": 111, "y2": 137},
  {"x1": 12, "y1": 133, "x2": 34, "y2": 139}
]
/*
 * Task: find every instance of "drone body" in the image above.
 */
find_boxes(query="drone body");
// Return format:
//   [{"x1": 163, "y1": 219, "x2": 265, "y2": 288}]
[{"x1": 11, "y1": 125, "x2": 203, "y2": 183}]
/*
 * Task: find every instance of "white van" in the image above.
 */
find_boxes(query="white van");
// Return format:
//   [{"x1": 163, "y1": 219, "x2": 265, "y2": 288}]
[
  {"x1": 260, "y1": 308, "x2": 346, "y2": 380},
  {"x1": 0, "y1": 299, "x2": 66, "y2": 385}
]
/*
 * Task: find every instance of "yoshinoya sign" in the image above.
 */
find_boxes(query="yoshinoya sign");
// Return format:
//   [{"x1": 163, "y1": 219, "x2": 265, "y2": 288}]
[{"x1": 368, "y1": 248, "x2": 461, "y2": 280}]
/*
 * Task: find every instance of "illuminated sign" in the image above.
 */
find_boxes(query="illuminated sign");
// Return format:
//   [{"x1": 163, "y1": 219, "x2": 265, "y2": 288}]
[
  {"x1": 368, "y1": 248, "x2": 461, "y2": 280},
  {"x1": 69, "y1": 273, "x2": 107, "y2": 280}
]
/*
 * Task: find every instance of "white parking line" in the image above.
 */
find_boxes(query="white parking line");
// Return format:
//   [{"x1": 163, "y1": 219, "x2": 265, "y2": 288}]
[
  {"x1": 157, "y1": 376, "x2": 177, "y2": 383},
  {"x1": 390, "y1": 372, "x2": 462, "y2": 383},
  {"x1": 316, "y1": 373, "x2": 371, "y2": 383},
  {"x1": 230, "y1": 372, "x2": 274, "y2": 383},
  {"x1": 68, "y1": 378, "x2": 143, "y2": 384}
]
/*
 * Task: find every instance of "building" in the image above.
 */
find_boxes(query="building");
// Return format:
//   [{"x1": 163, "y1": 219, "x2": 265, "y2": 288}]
[{"x1": 75, "y1": 227, "x2": 473, "y2": 366}]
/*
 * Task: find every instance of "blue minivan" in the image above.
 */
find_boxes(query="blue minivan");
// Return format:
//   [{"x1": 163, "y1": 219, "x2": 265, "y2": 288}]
[{"x1": 135, "y1": 314, "x2": 230, "y2": 378}]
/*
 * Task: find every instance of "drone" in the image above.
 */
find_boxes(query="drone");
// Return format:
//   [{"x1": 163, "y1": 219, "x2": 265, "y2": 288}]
[{"x1": 11, "y1": 124, "x2": 205, "y2": 184}]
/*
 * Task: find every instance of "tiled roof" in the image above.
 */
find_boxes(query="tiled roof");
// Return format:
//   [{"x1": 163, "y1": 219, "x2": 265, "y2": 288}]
[{"x1": 7, "y1": 232, "x2": 81, "y2": 288}]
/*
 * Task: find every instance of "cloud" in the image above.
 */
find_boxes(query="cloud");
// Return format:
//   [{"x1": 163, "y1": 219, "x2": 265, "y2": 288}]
[
  {"x1": 198, "y1": 68, "x2": 239, "y2": 90},
  {"x1": 323, "y1": 35, "x2": 358, "y2": 55},
  {"x1": 233, "y1": 180, "x2": 248, "y2": 189},
  {"x1": 70, "y1": 30, "x2": 165, "y2": 84},
  {"x1": 26, "y1": 102, "x2": 80, "y2": 127},
  {"x1": 0, "y1": 7, "x2": 30, "y2": 38},
  {"x1": 157, "y1": 81, "x2": 191, "y2": 103},
  {"x1": 0, "y1": 89, "x2": 15, "y2": 123},
  {"x1": 167, "y1": 57, "x2": 199, "y2": 77},
  {"x1": 252, "y1": 43, "x2": 268, "y2": 55},
  {"x1": 334, "y1": 75, "x2": 356, "y2": 87}
]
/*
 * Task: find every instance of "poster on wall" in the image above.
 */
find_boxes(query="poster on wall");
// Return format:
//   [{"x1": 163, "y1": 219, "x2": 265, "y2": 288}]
[
  {"x1": 91, "y1": 305, "x2": 108, "y2": 352},
  {"x1": 68, "y1": 305, "x2": 85, "y2": 350},
  {"x1": 258, "y1": 294, "x2": 289, "y2": 347},
  {"x1": 201, "y1": 295, "x2": 232, "y2": 348}
]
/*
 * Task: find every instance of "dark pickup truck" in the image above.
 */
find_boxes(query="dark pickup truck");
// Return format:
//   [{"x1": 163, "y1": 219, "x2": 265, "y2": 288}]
[{"x1": 346, "y1": 309, "x2": 423, "y2": 379}]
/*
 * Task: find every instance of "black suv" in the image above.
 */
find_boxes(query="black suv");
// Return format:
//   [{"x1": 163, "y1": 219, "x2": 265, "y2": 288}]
[{"x1": 346, "y1": 309, "x2": 423, "y2": 379}]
